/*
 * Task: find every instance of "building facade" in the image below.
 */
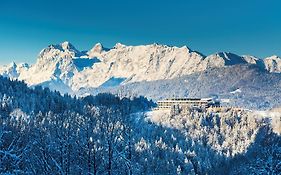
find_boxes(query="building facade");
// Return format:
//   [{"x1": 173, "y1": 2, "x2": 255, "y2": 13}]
[{"x1": 155, "y1": 98, "x2": 220, "y2": 114}]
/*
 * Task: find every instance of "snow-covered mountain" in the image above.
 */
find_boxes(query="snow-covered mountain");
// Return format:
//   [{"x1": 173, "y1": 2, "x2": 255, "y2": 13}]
[
  {"x1": 17, "y1": 42, "x2": 86, "y2": 93},
  {"x1": 263, "y1": 55, "x2": 281, "y2": 73},
  {"x1": 0, "y1": 41, "x2": 280, "y2": 95},
  {"x1": 0, "y1": 62, "x2": 29, "y2": 79}
]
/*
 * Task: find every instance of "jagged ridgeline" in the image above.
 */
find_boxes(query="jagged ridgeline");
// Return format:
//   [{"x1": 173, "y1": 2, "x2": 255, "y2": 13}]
[
  {"x1": 0, "y1": 76, "x2": 280, "y2": 174},
  {"x1": 1, "y1": 42, "x2": 281, "y2": 109}
]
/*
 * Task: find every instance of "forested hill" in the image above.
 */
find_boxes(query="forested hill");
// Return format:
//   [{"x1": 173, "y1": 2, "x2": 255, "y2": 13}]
[
  {"x1": 0, "y1": 76, "x2": 153, "y2": 116},
  {"x1": 0, "y1": 76, "x2": 280, "y2": 174},
  {"x1": 0, "y1": 76, "x2": 156, "y2": 174},
  {"x1": 0, "y1": 76, "x2": 82, "y2": 115}
]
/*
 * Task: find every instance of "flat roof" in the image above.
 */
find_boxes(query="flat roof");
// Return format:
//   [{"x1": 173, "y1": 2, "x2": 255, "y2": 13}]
[
  {"x1": 158, "y1": 98, "x2": 213, "y2": 101},
  {"x1": 166, "y1": 98, "x2": 202, "y2": 100}
]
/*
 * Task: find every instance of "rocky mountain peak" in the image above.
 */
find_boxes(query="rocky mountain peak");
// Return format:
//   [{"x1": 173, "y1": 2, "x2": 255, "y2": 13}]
[
  {"x1": 264, "y1": 55, "x2": 281, "y2": 73},
  {"x1": 38, "y1": 41, "x2": 82, "y2": 61},
  {"x1": 114, "y1": 43, "x2": 126, "y2": 49},
  {"x1": 8, "y1": 61, "x2": 17, "y2": 69},
  {"x1": 87, "y1": 43, "x2": 105, "y2": 58},
  {"x1": 265, "y1": 55, "x2": 281, "y2": 60},
  {"x1": 60, "y1": 41, "x2": 74, "y2": 50},
  {"x1": 205, "y1": 52, "x2": 247, "y2": 66}
]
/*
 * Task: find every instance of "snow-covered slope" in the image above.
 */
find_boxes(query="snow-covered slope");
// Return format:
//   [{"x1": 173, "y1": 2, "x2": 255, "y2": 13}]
[
  {"x1": 72, "y1": 43, "x2": 206, "y2": 90},
  {"x1": 19, "y1": 41, "x2": 81, "y2": 85},
  {"x1": 0, "y1": 62, "x2": 29, "y2": 79},
  {"x1": 263, "y1": 55, "x2": 281, "y2": 73},
  {"x1": 1, "y1": 41, "x2": 281, "y2": 94},
  {"x1": 85, "y1": 64, "x2": 281, "y2": 109},
  {"x1": 202, "y1": 52, "x2": 247, "y2": 68}
]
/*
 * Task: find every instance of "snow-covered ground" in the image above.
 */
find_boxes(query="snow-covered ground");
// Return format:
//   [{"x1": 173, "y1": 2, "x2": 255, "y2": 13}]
[
  {"x1": 253, "y1": 110, "x2": 281, "y2": 117},
  {"x1": 145, "y1": 108, "x2": 281, "y2": 157},
  {"x1": 230, "y1": 88, "x2": 242, "y2": 94}
]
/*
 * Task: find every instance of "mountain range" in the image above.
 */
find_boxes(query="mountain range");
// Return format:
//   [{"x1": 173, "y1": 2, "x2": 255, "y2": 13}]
[{"x1": 1, "y1": 41, "x2": 281, "y2": 108}]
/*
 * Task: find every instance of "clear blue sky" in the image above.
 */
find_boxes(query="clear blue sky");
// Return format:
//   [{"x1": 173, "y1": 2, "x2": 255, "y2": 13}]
[{"x1": 0, "y1": 0, "x2": 281, "y2": 65}]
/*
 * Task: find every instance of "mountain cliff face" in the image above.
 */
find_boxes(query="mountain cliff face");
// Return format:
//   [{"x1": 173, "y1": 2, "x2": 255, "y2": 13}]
[
  {"x1": 263, "y1": 55, "x2": 281, "y2": 73},
  {"x1": 18, "y1": 42, "x2": 83, "y2": 93},
  {"x1": 0, "y1": 62, "x2": 29, "y2": 79},
  {"x1": 0, "y1": 41, "x2": 280, "y2": 95}
]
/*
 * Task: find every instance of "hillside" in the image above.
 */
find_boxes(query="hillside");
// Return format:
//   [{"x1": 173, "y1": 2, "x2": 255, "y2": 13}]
[
  {"x1": 81, "y1": 64, "x2": 281, "y2": 109},
  {"x1": 146, "y1": 108, "x2": 281, "y2": 174},
  {"x1": 0, "y1": 76, "x2": 280, "y2": 174}
]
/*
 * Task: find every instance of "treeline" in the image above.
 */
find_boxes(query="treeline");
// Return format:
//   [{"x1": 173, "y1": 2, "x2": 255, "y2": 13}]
[{"x1": 0, "y1": 76, "x2": 154, "y2": 115}]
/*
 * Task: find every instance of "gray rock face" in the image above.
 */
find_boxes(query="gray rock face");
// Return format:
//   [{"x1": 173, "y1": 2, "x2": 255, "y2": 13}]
[{"x1": 264, "y1": 55, "x2": 281, "y2": 73}]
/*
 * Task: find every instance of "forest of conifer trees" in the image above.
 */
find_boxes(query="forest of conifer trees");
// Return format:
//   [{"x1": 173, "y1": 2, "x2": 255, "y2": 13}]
[{"x1": 0, "y1": 77, "x2": 280, "y2": 174}]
